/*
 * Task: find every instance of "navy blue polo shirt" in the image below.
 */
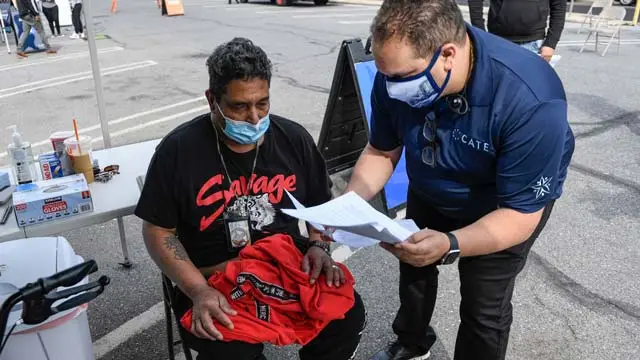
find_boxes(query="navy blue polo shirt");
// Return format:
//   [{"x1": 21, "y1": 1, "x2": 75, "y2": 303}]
[{"x1": 369, "y1": 25, "x2": 575, "y2": 220}]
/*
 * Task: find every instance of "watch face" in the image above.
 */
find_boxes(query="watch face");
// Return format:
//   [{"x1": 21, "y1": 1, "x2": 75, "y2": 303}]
[{"x1": 442, "y1": 250, "x2": 460, "y2": 265}]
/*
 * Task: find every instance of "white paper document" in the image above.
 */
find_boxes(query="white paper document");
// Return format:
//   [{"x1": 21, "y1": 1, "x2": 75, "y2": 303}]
[
  {"x1": 332, "y1": 219, "x2": 420, "y2": 248},
  {"x1": 283, "y1": 191, "x2": 417, "y2": 245},
  {"x1": 549, "y1": 55, "x2": 562, "y2": 68},
  {"x1": 285, "y1": 190, "x2": 326, "y2": 232}
]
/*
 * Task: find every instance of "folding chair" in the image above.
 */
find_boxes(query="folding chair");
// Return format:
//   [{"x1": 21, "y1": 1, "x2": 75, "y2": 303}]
[
  {"x1": 577, "y1": 0, "x2": 614, "y2": 35},
  {"x1": 579, "y1": 5, "x2": 627, "y2": 57},
  {"x1": 137, "y1": 175, "x2": 194, "y2": 360}
]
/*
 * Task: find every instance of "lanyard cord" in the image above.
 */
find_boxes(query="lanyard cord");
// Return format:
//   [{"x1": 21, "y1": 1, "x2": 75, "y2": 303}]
[{"x1": 212, "y1": 120, "x2": 260, "y2": 197}]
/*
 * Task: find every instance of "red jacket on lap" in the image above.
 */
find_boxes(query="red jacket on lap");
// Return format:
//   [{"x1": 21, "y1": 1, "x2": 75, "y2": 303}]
[{"x1": 180, "y1": 234, "x2": 356, "y2": 346}]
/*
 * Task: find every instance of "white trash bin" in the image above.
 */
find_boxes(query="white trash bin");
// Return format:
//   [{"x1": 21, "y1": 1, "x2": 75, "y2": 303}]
[{"x1": 0, "y1": 237, "x2": 95, "y2": 360}]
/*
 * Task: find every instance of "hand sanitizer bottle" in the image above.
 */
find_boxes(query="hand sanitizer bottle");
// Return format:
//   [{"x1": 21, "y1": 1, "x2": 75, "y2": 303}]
[{"x1": 7, "y1": 125, "x2": 36, "y2": 185}]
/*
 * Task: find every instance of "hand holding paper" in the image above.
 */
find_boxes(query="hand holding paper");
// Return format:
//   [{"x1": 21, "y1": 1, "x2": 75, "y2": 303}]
[
  {"x1": 283, "y1": 191, "x2": 417, "y2": 248},
  {"x1": 380, "y1": 228, "x2": 450, "y2": 267}
]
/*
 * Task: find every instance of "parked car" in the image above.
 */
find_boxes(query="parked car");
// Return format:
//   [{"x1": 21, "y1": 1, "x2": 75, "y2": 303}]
[{"x1": 618, "y1": 0, "x2": 635, "y2": 5}]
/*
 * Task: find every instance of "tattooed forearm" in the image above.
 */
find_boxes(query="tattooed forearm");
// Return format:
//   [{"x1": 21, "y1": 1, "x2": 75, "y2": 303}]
[{"x1": 163, "y1": 234, "x2": 189, "y2": 261}]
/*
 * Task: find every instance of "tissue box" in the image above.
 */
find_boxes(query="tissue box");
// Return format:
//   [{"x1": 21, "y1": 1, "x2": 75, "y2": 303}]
[
  {"x1": 13, "y1": 174, "x2": 94, "y2": 227},
  {"x1": 0, "y1": 171, "x2": 9, "y2": 189}
]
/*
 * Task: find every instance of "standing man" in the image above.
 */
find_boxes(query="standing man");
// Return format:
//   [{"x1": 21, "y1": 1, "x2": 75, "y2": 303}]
[
  {"x1": 16, "y1": 0, "x2": 57, "y2": 57},
  {"x1": 348, "y1": 1, "x2": 574, "y2": 360},
  {"x1": 468, "y1": 0, "x2": 566, "y2": 61}
]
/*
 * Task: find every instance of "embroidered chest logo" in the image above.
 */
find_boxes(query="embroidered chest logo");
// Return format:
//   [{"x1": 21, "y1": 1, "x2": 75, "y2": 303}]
[
  {"x1": 451, "y1": 129, "x2": 492, "y2": 153},
  {"x1": 532, "y1": 176, "x2": 553, "y2": 199}
]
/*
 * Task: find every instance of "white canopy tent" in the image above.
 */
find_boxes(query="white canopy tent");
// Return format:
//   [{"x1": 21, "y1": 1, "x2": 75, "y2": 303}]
[{"x1": 82, "y1": 0, "x2": 112, "y2": 148}]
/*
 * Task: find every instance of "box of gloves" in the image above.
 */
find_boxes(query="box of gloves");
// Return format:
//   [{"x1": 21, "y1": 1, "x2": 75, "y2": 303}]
[{"x1": 13, "y1": 174, "x2": 94, "y2": 227}]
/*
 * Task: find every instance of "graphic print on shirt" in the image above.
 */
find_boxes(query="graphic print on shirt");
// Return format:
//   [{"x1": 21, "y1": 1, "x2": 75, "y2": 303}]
[
  {"x1": 196, "y1": 173, "x2": 297, "y2": 231},
  {"x1": 532, "y1": 176, "x2": 552, "y2": 199},
  {"x1": 225, "y1": 193, "x2": 276, "y2": 231}
]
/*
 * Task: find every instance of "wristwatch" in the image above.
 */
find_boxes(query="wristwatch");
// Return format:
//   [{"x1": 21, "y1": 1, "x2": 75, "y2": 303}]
[
  {"x1": 440, "y1": 232, "x2": 460, "y2": 265},
  {"x1": 307, "y1": 240, "x2": 331, "y2": 255}
]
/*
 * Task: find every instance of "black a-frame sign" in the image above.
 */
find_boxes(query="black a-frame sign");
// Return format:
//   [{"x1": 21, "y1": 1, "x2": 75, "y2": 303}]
[
  {"x1": 318, "y1": 38, "x2": 396, "y2": 217},
  {"x1": 318, "y1": 38, "x2": 410, "y2": 218},
  {"x1": 318, "y1": 38, "x2": 371, "y2": 174}
]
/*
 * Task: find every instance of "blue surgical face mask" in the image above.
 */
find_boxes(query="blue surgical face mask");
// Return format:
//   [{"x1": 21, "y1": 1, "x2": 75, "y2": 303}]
[
  {"x1": 385, "y1": 47, "x2": 451, "y2": 108},
  {"x1": 215, "y1": 103, "x2": 270, "y2": 145}
]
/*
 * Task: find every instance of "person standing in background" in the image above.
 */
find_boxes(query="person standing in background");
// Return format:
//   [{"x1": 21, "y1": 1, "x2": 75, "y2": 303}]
[
  {"x1": 15, "y1": 0, "x2": 57, "y2": 57},
  {"x1": 69, "y1": 0, "x2": 85, "y2": 39},
  {"x1": 468, "y1": 0, "x2": 566, "y2": 62},
  {"x1": 41, "y1": 0, "x2": 61, "y2": 37}
]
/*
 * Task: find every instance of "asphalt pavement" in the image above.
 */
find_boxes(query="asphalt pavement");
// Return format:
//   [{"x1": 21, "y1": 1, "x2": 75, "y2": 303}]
[{"x1": 0, "y1": 1, "x2": 639, "y2": 360}]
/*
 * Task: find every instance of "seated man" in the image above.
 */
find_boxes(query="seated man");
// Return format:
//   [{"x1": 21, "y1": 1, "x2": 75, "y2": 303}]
[{"x1": 135, "y1": 37, "x2": 365, "y2": 360}]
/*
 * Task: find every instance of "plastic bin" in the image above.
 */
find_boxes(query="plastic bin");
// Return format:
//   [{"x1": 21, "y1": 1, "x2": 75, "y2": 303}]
[{"x1": 0, "y1": 237, "x2": 95, "y2": 360}]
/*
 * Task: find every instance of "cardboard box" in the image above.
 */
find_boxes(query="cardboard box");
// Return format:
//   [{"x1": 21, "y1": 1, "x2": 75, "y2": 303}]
[
  {"x1": 39, "y1": 152, "x2": 64, "y2": 180},
  {"x1": 13, "y1": 174, "x2": 93, "y2": 227}
]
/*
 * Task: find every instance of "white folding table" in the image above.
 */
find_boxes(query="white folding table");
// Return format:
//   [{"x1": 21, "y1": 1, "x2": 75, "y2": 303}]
[
  {"x1": 0, "y1": 208, "x2": 25, "y2": 242},
  {"x1": 3, "y1": 139, "x2": 161, "y2": 267},
  {"x1": 0, "y1": 167, "x2": 26, "y2": 242}
]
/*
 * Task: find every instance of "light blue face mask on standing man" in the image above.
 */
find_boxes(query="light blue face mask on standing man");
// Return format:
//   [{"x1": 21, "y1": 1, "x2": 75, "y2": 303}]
[
  {"x1": 215, "y1": 103, "x2": 270, "y2": 145},
  {"x1": 385, "y1": 47, "x2": 451, "y2": 108}
]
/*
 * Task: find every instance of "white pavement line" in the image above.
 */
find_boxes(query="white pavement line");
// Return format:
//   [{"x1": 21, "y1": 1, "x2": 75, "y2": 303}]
[
  {"x1": 0, "y1": 97, "x2": 206, "y2": 159},
  {"x1": 200, "y1": 4, "x2": 233, "y2": 8},
  {"x1": 224, "y1": 6, "x2": 268, "y2": 11},
  {"x1": 93, "y1": 302, "x2": 165, "y2": 359},
  {"x1": 293, "y1": 11, "x2": 375, "y2": 19},
  {"x1": 332, "y1": 245, "x2": 359, "y2": 263},
  {"x1": 90, "y1": 106, "x2": 210, "y2": 144},
  {"x1": 0, "y1": 61, "x2": 158, "y2": 100},
  {"x1": 0, "y1": 61, "x2": 155, "y2": 93},
  {"x1": 0, "y1": 47, "x2": 124, "y2": 73},
  {"x1": 255, "y1": 5, "x2": 371, "y2": 14},
  {"x1": 338, "y1": 20, "x2": 371, "y2": 24},
  {"x1": 557, "y1": 39, "x2": 640, "y2": 46}
]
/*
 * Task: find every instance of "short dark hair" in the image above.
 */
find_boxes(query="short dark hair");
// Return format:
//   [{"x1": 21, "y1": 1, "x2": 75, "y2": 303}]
[
  {"x1": 206, "y1": 37, "x2": 272, "y2": 101},
  {"x1": 370, "y1": 0, "x2": 467, "y2": 58}
]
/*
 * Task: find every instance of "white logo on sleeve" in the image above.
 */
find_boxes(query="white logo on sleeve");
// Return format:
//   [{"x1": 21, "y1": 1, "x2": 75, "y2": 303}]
[{"x1": 532, "y1": 176, "x2": 553, "y2": 199}]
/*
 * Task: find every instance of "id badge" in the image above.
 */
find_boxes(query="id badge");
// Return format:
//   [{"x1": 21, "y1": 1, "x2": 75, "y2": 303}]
[{"x1": 224, "y1": 213, "x2": 251, "y2": 251}]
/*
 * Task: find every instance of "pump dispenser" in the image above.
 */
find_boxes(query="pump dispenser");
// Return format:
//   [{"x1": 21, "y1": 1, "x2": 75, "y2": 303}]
[{"x1": 7, "y1": 125, "x2": 35, "y2": 184}]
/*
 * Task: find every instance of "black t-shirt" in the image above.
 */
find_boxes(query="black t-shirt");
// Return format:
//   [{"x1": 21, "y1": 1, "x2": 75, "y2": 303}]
[{"x1": 135, "y1": 113, "x2": 333, "y2": 268}]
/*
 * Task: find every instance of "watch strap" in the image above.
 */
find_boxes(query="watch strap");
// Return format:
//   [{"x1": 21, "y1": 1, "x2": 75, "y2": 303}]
[
  {"x1": 446, "y1": 232, "x2": 459, "y2": 252},
  {"x1": 440, "y1": 232, "x2": 460, "y2": 265},
  {"x1": 308, "y1": 240, "x2": 331, "y2": 255}
]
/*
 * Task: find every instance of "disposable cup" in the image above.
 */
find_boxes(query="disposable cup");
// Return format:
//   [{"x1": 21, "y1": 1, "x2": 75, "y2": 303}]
[
  {"x1": 64, "y1": 136, "x2": 94, "y2": 183},
  {"x1": 50, "y1": 131, "x2": 75, "y2": 154}
]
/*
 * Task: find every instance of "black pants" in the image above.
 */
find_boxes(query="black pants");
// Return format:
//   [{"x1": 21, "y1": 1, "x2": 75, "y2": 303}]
[
  {"x1": 393, "y1": 188, "x2": 555, "y2": 360},
  {"x1": 71, "y1": 3, "x2": 83, "y2": 34},
  {"x1": 173, "y1": 288, "x2": 366, "y2": 360},
  {"x1": 42, "y1": 6, "x2": 60, "y2": 35}
]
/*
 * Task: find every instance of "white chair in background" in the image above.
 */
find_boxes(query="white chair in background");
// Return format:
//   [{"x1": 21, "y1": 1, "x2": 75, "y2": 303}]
[
  {"x1": 580, "y1": 5, "x2": 627, "y2": 57},
  {"x1": 577, "y1": 0, "x2": 614, "y2": 35}
]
